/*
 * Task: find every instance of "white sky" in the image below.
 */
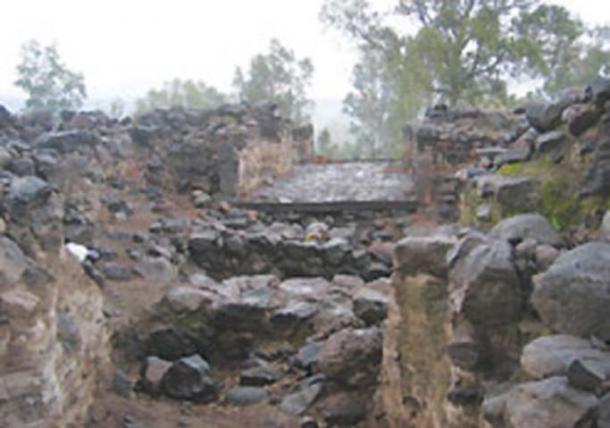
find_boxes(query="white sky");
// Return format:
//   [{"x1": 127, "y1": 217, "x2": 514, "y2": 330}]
[{"x1": 0, "y1": 0, "x2": 608, "y2": 106}]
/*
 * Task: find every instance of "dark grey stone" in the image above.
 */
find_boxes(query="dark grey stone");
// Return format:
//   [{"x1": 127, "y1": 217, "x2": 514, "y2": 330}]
[
  {"x1": 490, "y1": 213, "x2": 562, "y2": 247},
  {"x1": 226, "y1": 386, "x2": 268, "y2": 406},
  {"x1": 161, "y1": 355, "x2": 219, "y2": 403},
  {"x1": 533, "y1": 242, "x2": 610, "y2": 341}
]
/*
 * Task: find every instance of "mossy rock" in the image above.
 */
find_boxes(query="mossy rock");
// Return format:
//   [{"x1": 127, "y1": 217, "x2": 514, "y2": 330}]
[{"x1": 497, "y1": 157, "x2": 609, "y2": 232}]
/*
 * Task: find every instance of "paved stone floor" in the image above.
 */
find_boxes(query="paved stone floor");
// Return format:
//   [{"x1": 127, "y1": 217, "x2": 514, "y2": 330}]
[{"x1": 250, "y1": 161, "x2": 415, "y2": 203}]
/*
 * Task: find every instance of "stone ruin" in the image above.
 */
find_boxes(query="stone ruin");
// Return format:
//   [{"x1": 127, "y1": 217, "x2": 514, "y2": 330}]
[{"x1": 1, "y1": 77, "x2": 610, "y2": 428}]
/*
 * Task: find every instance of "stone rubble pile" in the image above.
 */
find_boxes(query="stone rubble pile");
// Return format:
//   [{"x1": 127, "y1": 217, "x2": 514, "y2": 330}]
[
  {"x1": 390, "y1": 212, "x2": 610, "y2": 428},
  {"x1": 133, "y1": 272, "x2": 389, "y2": 426}
]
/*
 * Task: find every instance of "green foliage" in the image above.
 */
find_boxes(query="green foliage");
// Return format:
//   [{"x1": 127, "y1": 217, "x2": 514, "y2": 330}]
[
  {"x1": 344, "y1": 47, "x2": 421, "y2": 158},
  {"x1": 321, "y1": 0, "x2": 608, "y2": 108},
  {"x1": 233, "y1": 39, "x2": 314, "y2": 125},
  {"x1": 136, "y1": 78, "x2": 228, "y2": 113},
  {"x1": 498, "y1": 159, "x2": 609, "y2": 231},
  {"x1": 15, "y1": 40, "x2": 86, "y2": 115}
]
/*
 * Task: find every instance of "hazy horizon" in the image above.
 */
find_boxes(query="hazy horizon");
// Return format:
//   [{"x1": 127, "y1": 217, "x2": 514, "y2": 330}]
[{"x1": 0, "y1": 0, "x2": 608, "y2": 141}]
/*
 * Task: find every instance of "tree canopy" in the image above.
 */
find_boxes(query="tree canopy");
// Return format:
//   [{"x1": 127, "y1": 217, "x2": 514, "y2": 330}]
[
  {"x1": 135, "y1": 78, "x2": 228, "y2": 113},
  {"x1": 321, "y1": 0, "x2": 610, "y2": 155},
  {"x1": 233, "y1": 39, "x2": 315, "y2": 125},
  {"x1": 15, "y1": 40, "x2": 87, "y2": 115}
]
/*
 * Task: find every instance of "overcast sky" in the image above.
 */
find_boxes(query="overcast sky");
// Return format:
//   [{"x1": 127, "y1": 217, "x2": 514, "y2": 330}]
[{"x1": 0, "y1": 0, "x2": 608, "y2": 107}]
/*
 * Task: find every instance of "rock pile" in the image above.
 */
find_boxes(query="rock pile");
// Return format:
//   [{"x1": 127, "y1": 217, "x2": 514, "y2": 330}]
[
  {"x1": 457, "y1": 78, "x2": 610, "y2": 235},
  {"x1": 132, "y1": 273, "x2": 390, "y2": 426},
  {"x1": 388, "y1": 212, "x2": 610, "y2": 427}
]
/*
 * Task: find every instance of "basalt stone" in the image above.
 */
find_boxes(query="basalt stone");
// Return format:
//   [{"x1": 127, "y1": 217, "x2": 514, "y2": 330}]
[
  {"x1": 139, "y1": 356, "x2": 172, "y2": 395},
  {"x1": 490, "y1": 213, "x2": 562, "y2": 247},
  {"x1": 161, "y1": 355, "x2": 219, "y2": 403},
  {"x1": 450, "y1": 239, "x2": 522, "y2": 327},
  {"x1": 270, "y1": 301, "x2": 318, "y2": 327},
  {"x1": 521, "y1": 335, "x2": 609, "y2": 379},
  {"x1": 35, "y1": 129, "x2": 99, "y2": 153},
  {"x1": 57, "y1": 312, "x2": 81, "y2": 352},
  {"x1": 394, "y1": 226, "x2": 459, "y2": 278},
  {"x1": 536, "y1": 130, "x2": 566, "y2": 160},
  {"x1": 587, "y1": 77, "x2": 610, "y2": 107},
  {"x1": 165, "y1": 286, "x2": 215, "y2": 313},
  {"x1": 532, "y1": 242, "x2": 610, "y2": 341},
  {"x1": 483, "y1": 377, "x2": 598, "y2": 428},
  {"x1": 317, "y1": 327, "x2": 382, "y2": 388},
  {"x1": 8, "y1": 157, "x2": 35, "y2": 177},
  {"x1": 494, "y1": 147, "x2": 531, "y2": 167},
  {"x1": 564, "y1": 104, "x2": 601, "y2": 136},
  {"x1": 474, "y1": 175, "x2": 539, "y2": 213},
  {"x1": 240, "y1": 363, "x2": 282, "y2": 387},
  {"x1": 294, "y1": 342, "x2": 322, "y2": 372},
  {"x1": 146, "y1": 328, "x2": 198, "y2": 361},
  {"x1": 279, "y1": 375, "x2": 325, "y2": 416},
  {"x1": 317, "y1": 392, "x2": 367, "y2": 427},
  {"x1": 0, "y1": 236, "x2": 27, "y2": 288},
  {"x1": 8, "y1": 175, "x2": 52, "y2": 207},
  {"x1": 353, "y1": 287, "x2": 388, "y2": 325},
  {"x1": 567, "y1": 357, "x2": 610, "y2": 394},
  {"x1": 526, "y1": 102, "x2": 566, "y2": 132},
  {"x1": 226, "y1": 386, "x2": 268, "y2": 406}
]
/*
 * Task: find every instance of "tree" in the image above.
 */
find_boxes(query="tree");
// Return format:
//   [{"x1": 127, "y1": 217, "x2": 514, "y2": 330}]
[
  {"x1": 316, "y1": 128, "x2": 338, "y2": 158},
  {"x1": 135, "y1": 78, "x2": 228, "y2": 113},
  {"x1": 15, "y1": 40, "x2": 86, "y2": 114},
  {"x1": 344, "y1": 47, "x2": 420, "y2": 158},
  {"x1": 321, "y1": 0, "x2": 604, "y2": 106},
  {"x1": 233, "y1": 39, "x2": 314, "y2": 125}
]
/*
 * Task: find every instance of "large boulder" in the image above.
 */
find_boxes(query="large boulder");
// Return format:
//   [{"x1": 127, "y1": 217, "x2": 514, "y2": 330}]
[
  {"x1": 483, "y1": 377, "x2": 598, "y2": 428},
  {"x1": 161, "y1": 355, "x2": 219, "y2": 403},
  {"x1": 393, "y1": 226, "x2": 459, "y2": 278},
  {"x1": 8, "y1": 176, "x2": 52, "y2": 208},
  {"x1": 526, "y1": 101, "x2": 566, "y2": 132},
  {"x1": 35, "y1": 130, "x2": 99, "y2": 153},
  {"x1": 532, "y1": 242, "x2": 610, "y2": 341},
  {"x1": 0, "y1": 236, "x2": 27, "y2": 288},
  {"x1": 563, "y1": 104, "x2": 600, "y2": 136},
  {"x1": 317, "y1": 327, "x2": 382, "y2": 388},
  {"x1": 474, "y1": 175, "x2": 539, "y2": 213},
  {"x1": 586, "y1": 77, "x2": 610, "y2": 107},
  {"x1": 450, "y1": 239, "x2": 523, "y2": 326},
  {"x1": 521, "y1": 335, "x2": 609, "y2": 379},
  {"x1": 490, "y1": 213, "x2": 562, "y2": 247}
]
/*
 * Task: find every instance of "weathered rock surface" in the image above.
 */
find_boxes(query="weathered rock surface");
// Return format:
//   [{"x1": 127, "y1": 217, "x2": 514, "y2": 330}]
[
  {"x1": 483, "y1": 377, "x2": 598, "y2": 428},
  {"x1": 0, "y1": 236, "x2": 27, "y2": 287},
  {"x1": 394, "y1": 226, "x2": 458, "y2": 278},
  {"x1": 317, "y1": 327, "x2": 382, "y2": 388},
  {"x1": 526, "y1": 101, "x2": 566, "y2": 132},
  {"x1": 532, "y1": 242, "x2": 610, "y2": 341},
  {"x1": 450, "y1": 238, "x2": 522, "y2": 326},
  {"x1": 161, "y1": 355, "x2": 219, "y2": 403},
  {"x1": 521, "y1": 335, "x2": 609, "y2": 379},
  {"x1": 490, "y1": 213, "x2": 562, "y2": 247}
]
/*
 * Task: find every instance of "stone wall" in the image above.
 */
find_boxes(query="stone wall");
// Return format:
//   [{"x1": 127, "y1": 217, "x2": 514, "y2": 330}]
[
  {"x1": 383, "y1": 78, "x2": 610, "y2": 428},
  {"x1": 410, "y1": 107, "x2": 523, "y2": 222},
  {"x1": 131, "y1": 103, "x2": 313, "y2": 199},
  {"x1": 459, "y1": 78, "x2": 610, "y2": 238},
  {"x1": 0, "y1": 196, "x2": 109, "y2": 427}
]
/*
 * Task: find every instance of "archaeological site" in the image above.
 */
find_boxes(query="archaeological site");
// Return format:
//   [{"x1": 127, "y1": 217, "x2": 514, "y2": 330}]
[{"x1": 1, "y1": 1, "x2": 610, "y2": 427}]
